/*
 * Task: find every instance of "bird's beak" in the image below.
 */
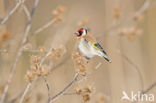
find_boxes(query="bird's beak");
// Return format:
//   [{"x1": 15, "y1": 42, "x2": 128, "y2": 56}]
[{"x1": 75, "y1": 32, "x2": 79, "y2": 35}]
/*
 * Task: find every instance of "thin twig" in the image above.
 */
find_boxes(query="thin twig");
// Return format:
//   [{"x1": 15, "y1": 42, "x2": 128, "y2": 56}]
[
  {"x1": 0, "y1": 0, "x2": 39, "y2": 103},
  {"x1": 22, "y1": 4, "x2": 31, "y2": 20},
  {"x1": 19, "y1": 83, "x2": 31, "y2": 103},
  {"x1": 39, "y1": 47, "x2": 53, "y2": 67},
  {"x1": 7, "y1": 92, "x2": 23, "y2": 103},
  {"x1": 0, "y1": 49, "x2": 39, "y2": 53},
  {"x1": 43, "y1": 77, "x2": 51, "y2": 101},
  {"x1": 77, "y1": 75, "x2": 88, "y2": 84},
  {"x1": 142, "y1": 82, "x2": 156, "y2": 94},
  {"x1": 5, "y1": 57, "x2": 69, "y2": 103},
  {"x1": 19, "y1": 45, "x2": 54, "y2": 103},
  {"x1": 47, "y1": 72, "x2": 79, "y2": 103},
  {"x1": 94, "y1": 62, "x2": 102, "y2": 70},
  {"x1": 0, "y1": 0, "x2": 26, "y2": 27},
  {"x1": 47, "y1": 62, "x2": 102, "y2": 103},
  {"x1": 122, "y1": 53, "x2": 144, "y2": 91},
  {"x1": 31, "y1": 18, "x2": 57, "y2": 37},
  {"x1": 63, "y1": 92, "x2": 78, "y2": 95},
  {"x1": 96, "y1": 0, "x2": 151, "y2": 38},
  {"x1": 130, "y1": 82, "x2": 156, "y2": 103}
]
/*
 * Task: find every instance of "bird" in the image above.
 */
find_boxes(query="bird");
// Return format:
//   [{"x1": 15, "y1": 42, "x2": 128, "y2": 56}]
[{"x1": 74, "y1": 28, "x2": 111, "y2": 63}]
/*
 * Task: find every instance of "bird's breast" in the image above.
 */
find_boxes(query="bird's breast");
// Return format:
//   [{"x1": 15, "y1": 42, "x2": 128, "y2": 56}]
[{"x1": 78, "y1": 38, "x2": 96, "y2": 58}]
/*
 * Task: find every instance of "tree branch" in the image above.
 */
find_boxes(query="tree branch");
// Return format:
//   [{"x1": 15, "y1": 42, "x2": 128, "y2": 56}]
[
  {"x1": 19, "y1": 83, "x2": 31, "y2": 103},
  {"x1": 19, "y1": 43, "x2": 55, "y2": 103},
  {"x1": 0, "y1": 0, "x2": 27, "y2": 27},
  {"x1": 43, "y1": 77, "x2": 51, "y2": 101},
  {"x1": 96, "y1": 0, "x2": 151, "y2": 38},
  {"x1": 121, "y1": 53, "x2": 144, "y2": 91},
  {"x1": 47, "y1": 72, "x2": 79, "y2": 103},
  {"x1": 142, "y1": 82, "x2": 156, "y2": 94},
  {"x1": 0, "y1": 0, "x2": 39, "y2": 103}
]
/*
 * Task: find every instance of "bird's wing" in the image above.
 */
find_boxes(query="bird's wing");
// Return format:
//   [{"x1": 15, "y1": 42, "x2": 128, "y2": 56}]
[
  {"x1": 84, "y1": 34, "x2": 96, "y2": 44},
  {"x1": 84, "y1": 34, "x2": 107, "y2": 55},
  {"x1": 92, "y1": 43, "x2": 107, "y2": 55}
]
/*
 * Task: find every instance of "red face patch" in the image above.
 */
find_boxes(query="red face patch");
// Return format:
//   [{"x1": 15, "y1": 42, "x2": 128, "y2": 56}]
[{"x1": 77, "y1": 29, "x2": 83, "y2": 37}]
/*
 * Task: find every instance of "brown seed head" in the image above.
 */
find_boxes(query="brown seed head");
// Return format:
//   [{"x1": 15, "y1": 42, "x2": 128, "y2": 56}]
[
  {"x1": 25, "y1": 71, "x2": 36, "y2": 83},
  {"x1": 82, "y1": 94, "x2": 90, "y2": 102},
  {"x1": 113, "y1": 6, "x2": 122, "y2": 19},
  {"x1": 57, "y1": 6, "x2": 66, "y2": 13},
  {"x1": 85, "y1": 85, "x2": 92, "y2": 93},
  {"x1": 31, "y1": 55, "x2": 41, "y2": 64},
  {"x1": 52, "y1": 10, "x2": 59, "y2": 17},
  {"x1": 75, "y1": 87, "x2": 83, "y2": 94},
  {"x1": 134, "y1": 14, "x2": 144, "y2": 22},
  {"x1": 1, "y1": 32, "x2": 11, "y2": 41},
  {"x1": 38, "y1": 47, "x2": 46, "y2": 54}
]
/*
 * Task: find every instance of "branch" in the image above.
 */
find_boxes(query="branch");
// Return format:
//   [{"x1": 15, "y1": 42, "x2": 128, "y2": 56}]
[
  {"x1": 47, "y1": 72, "x2": 79, "y2": 103},
  {"x1": 0, "y1": 49, "x2": 39, "y2": 53},
  {"x1": 47, "y1": 62, "x2": 102, "y2": 103},
  {"x1": 19, "y1": 44, "x2": 54, "y2": 103},
  {"x1": 0, "y1": 0, "x2": 39, "y2": 103},
  {"x1": 19, "y1": 83, "x2": 31, "y2": 103},
  {"x1": 142, "y1": 82, "x2": 156, "y2": 94},
  {"x1": 96, "y1": 0, "x2": 151, "y2": 38},
  {"x1": 0, "y1": 0, "x2": 26, "y2": 27},
  {"x1": 22, "y1": 4, "x2": 31, "y2": 20},
  {"x1": 7, "y1": 92, "x2": 23, "y2": 103},
  {"x1": 122, "y1": 53, "x2": 144, "y2": 91},
  {"x1": 30, "y1": 18, "x2": 57, "y2": 37},
  {"x1": 43, "y1": 77, "x2": 51, "y2": 101},
  {"x1": 130, "y1": 82, "x2": 156, "y2": 103},
  {"x1": 4, "y1": 56, "x2": 69, "y2": 103}
]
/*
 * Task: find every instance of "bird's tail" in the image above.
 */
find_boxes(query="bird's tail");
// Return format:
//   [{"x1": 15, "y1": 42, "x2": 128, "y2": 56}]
[{"x1": 103, "y1": 56, "x2": 111, "y2": 63}]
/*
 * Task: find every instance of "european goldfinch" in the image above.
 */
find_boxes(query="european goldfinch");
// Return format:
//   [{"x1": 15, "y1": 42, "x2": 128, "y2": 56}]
[{"x1": 75, "y1": 28, "x2": 111, "y2": 63}]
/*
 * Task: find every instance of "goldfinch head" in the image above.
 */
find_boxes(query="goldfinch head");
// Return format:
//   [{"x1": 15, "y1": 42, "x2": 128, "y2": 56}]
[{"x1": 75, "y1": 28, "x2": 88, "y2": 37}]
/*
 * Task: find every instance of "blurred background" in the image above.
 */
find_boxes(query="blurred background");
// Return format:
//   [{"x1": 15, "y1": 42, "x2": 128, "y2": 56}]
[{"x1": 0, "y1": 0, "x2": 156, "y2": 103}]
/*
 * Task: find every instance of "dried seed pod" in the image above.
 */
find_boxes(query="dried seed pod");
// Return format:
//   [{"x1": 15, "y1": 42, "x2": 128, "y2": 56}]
[
  {"x1": 113, "y1": 12, "x2": 121, "y2": 19},
  {"x1": 77, "y1": 64, "x2": 86, "y2": 73},
  {"x1": 82, "y1": 94, "x2": 90, "y2": 102},
  {"x1": 75, "y1": 87, "x2": 83, "y2": 94},
  {"x1": 72, "y1": 51, "x2": 81, "y2": 60},
  {"x1": 50, "y1": 45, "x2": 66, "y2": 62},
  {"x1": 113, "y1": 6, "x2": 122, "y2": 19},
  {"x1": 127, "y1": 28, "x2": 143, "y2": 40},
  {"x1": 53, "y1": 16, "x2": 62, "y2": 24},
  {"x1": 31, "y1": 55, "x2": 41, "y2": 64},
  {"x1": 1, "y1": 32, "x2": 11, "y2": 41},
  {"x1": 134, "y1": 14, "x2": 144, "y2": 22},
  {"x1": 25, "y1": 71, "x2": 36, "y2": 83},
  {"x1": 39, "y1": 65, "x2": 50, "y2": 76},
  {"x1": 38, "y1": 47, "x2": 46, "y2": 54},
  {"x1": 57, "y1": 6, "x2": 66, "y2": 13},
  {"x1": 114, "y1": 6, "x2": 121, "y2": 12},
  {"x1": 118, "y1": 28, "x2": 128, "y2": 36},
  {"x1": 31, "y1": 65, "x2": 38, "y2": 71},
  {"x1": 85, "y1": 85, "x2": 92, "y2": 93},
  {"x1": 52, "y1": 10, "x2": 59, "y2": 17}
]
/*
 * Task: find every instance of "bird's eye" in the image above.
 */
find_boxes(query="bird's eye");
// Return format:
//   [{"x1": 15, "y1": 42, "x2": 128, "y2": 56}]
[{"x1": 78, "y1": 30, "x2": 83, "y2": 36}]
